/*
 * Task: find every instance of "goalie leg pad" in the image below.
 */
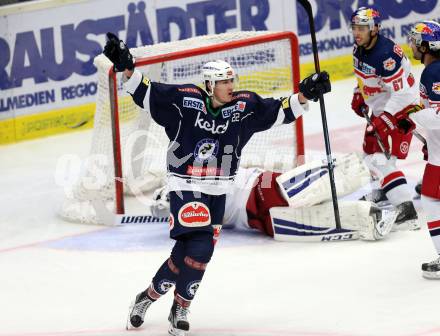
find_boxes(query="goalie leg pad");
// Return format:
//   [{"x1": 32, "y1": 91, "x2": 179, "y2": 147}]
[
  {"x1": 276, "y1": 153, "x2": 370, "y2": 207},
  {"x1": 269, "y1": 201, "x2": 396, "y2": 242}
]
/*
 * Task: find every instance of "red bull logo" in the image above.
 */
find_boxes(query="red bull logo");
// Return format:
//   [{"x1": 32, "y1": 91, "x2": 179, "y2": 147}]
[
  {"x1": 432, "y1": 82, "x2": 440, "y2": 95},
  {"x1": 415, "y1": 23, "x2": 433, "y2": 35},
  {"x1": 369, "y1": 9, "x2": 380, "y2": 18}
]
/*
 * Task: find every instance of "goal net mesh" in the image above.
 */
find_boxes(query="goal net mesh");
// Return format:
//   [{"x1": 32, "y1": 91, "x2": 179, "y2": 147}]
[{"x1": 59, "y1": 31, "x2": 302, "y2": 224}]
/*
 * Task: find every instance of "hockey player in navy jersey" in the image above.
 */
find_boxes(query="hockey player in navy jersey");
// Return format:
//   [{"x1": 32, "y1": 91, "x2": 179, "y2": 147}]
[
  {"x1": 406, "y1": 21, "x2": 440, "y2": 278},
  {"x1": 103, "y1": 33, "x2": 330, "y2": 335},
  {"x1": 349, "y1": 7, "x2": 420, "y2": 230}
]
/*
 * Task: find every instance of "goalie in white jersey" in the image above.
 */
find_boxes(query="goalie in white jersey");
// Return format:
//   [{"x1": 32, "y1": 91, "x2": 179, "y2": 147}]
[
  {"x1": 152, "y1": 153, "x2": 396, "y2": 242},
  {"x1": 349, "y1": 6, "x2": 420, "y2": 230},
  {"x1": 406, "y1": 20, "x2": 440, "y2": 279}
]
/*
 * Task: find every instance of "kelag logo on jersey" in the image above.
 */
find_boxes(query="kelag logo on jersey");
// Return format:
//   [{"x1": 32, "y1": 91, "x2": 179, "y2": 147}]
[
  {"x1": 194, "y1": 112, "x2": 229, "y2": 134},
  {"x1": 183, "y1": 97, "x2": 206, "y2": 114},
  {"x1": 194, "y1": 138, "x2": 219, "y2": 163},
  {"x1": 221, "y1": 101, "x2": 246, "y2": 118}
]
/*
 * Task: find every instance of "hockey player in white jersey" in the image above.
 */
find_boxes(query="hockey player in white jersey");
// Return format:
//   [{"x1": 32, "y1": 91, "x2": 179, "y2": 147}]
[
  {"x1": 349, "y1": 7, "x2": 420, "y2": 230},
  {"x1": 406, "y1": 20, "x2": 440, "y2": 279},
  {"x1": 152, "y1": 153, "x2": 396, "y2": 242}
]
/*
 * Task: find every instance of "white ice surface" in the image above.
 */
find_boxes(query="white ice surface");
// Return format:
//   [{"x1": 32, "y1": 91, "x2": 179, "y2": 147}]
[{"x1": 1, "y1": 65, "x2": 439, "y2": 336}]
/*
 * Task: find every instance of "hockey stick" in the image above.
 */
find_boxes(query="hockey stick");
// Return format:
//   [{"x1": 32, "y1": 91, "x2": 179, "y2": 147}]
[
  {"x1": 297, "y1": 0, "x2": 341, "y2": 229},
  {"x1": 360, "y1": 106, "x2": 391, "y2": 160},
  {"x1": 413, "y1": 129, "x2": 427, "y2": 146}
]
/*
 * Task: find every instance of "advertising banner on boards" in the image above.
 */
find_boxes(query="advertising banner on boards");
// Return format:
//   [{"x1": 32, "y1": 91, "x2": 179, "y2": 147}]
[{"x1": 1, "y1": 0, "x2": 439, "y2": 143}]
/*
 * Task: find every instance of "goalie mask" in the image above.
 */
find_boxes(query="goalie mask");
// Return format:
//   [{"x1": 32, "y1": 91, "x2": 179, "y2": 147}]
[{"x1": 202, "y1": 60, "x2": 236, "y2": 95}]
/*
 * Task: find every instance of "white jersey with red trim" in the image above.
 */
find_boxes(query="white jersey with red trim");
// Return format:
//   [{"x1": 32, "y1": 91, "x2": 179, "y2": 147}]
[
  {"x1": 353, "y1": 35, "x2": 418, "y2": 116},
  {"x1": 222, "y1": 167, "x2": 263, "y2": 228},
  {"x1": 410, "y1": 59, "x2": 440, "y2": 166}
]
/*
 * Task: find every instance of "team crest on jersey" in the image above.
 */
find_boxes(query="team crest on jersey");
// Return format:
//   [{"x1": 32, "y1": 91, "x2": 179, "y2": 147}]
[
  {"x1": 178, "y1": 202, "x2": 211, "y2": 227},
  {"x1": 158, "y1": 280, "x2": 175, "y2": 294},
  {"x1": 432, "y1": 82, "x2": 440, "y2": 95},
  {"x1": 194, "y1": 138, "x2": 219, "y2": 163},
  {"x1": 187, "y1": 281, "x2": 201, "y2": 297},
  {"x1": 221, "y1": 101, "x2": 246, "y2": 118},
  {"x1": 383, "y1": 57, "x2": 396, "y2": 71},
  {"x1": 183, "y1": 97, "x2": 207, "y2": 114}
]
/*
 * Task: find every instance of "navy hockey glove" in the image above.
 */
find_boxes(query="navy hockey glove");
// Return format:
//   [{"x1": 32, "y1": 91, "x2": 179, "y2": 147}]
[
  {"x1": 103, "y1": 32, "x2": 134, "y2": 72},
  {"x1": 299, "y1": 71, "x2": 331, "y2": 102}
]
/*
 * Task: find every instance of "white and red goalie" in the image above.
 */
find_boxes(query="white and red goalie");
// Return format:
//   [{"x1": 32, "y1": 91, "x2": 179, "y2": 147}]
[{"x1": 152, "y1": 153, "x2": 396, "y2": 242}]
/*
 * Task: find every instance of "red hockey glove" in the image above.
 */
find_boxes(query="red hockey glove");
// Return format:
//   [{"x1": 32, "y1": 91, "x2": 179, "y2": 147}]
[
  {"x1": 369, "y1": 112, "x2": 396, "y2": 140},
  {"x1": 351, "y1": 87, "x2": 368, "y2": 118},
  {"x1": 394, "y1": 110, "x2": 416, "y2": 134}
]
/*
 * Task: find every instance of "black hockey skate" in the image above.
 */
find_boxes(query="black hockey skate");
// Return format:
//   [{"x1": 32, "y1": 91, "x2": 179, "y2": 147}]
[
  {"x1": 168, "y1": 300, "x2": 190, "y2": 336},
  {"x1": 422, "y1": 257, "x2": 440, "y2": 279},
  {"x1": 126, "y1": 290, "x2": 155, "y2": 329},
  {"x1": 360, "y1": 189, "x2": 390, "y2": 207},
  {"x1": 393, "y1": 201, "x2": 420, "y2": 231}
]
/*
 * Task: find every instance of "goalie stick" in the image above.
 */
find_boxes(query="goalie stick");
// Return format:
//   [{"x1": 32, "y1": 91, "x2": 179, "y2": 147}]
[{"x1": 297, "y1": 0, "x2": 341, "y2": 229}]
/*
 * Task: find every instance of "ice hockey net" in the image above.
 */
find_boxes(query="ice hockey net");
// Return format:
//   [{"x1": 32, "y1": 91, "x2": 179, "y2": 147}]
[{"x1": 59, "y1": 30, "x2": 303, "y2": 224}]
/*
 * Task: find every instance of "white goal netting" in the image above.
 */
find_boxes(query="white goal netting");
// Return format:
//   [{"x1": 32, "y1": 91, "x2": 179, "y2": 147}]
[{"x1": 59, "y1": 31, "x2": 303, "y2": 224}]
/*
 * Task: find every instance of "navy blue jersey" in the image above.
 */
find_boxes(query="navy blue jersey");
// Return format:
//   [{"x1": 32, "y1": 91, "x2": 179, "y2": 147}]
[
  {"x1": 125, "y1": 70, "x2": 305, "y2": 195},
  {"x1": 353, "y1": 34, "x2": 418, "y2": 116}
]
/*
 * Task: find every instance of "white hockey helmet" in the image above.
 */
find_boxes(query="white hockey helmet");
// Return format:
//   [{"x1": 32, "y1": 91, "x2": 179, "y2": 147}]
[
  {"x1": 408, "y1": 20, "x2": 440, "y2": 52},
  {"x1": 350, "y1": 7, "x2": 381, "y2": 31},
  {"x1": 202, "y1": 60, "x2": 235, "y2": 94}
]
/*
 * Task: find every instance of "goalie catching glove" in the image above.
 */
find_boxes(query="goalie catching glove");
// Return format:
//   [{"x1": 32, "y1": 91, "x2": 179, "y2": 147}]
[
  {"x1": 103, "y1": 32, "x2": 134, "y2": 72},
  {"x1": 299, "y1": 71, "x2": 331, "y2": 101}
]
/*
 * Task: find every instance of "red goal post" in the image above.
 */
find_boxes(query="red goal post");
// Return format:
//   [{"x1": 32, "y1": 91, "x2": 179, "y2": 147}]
[{"x1": 60, "y1": 30, "x2": 304, "y2": 225}]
